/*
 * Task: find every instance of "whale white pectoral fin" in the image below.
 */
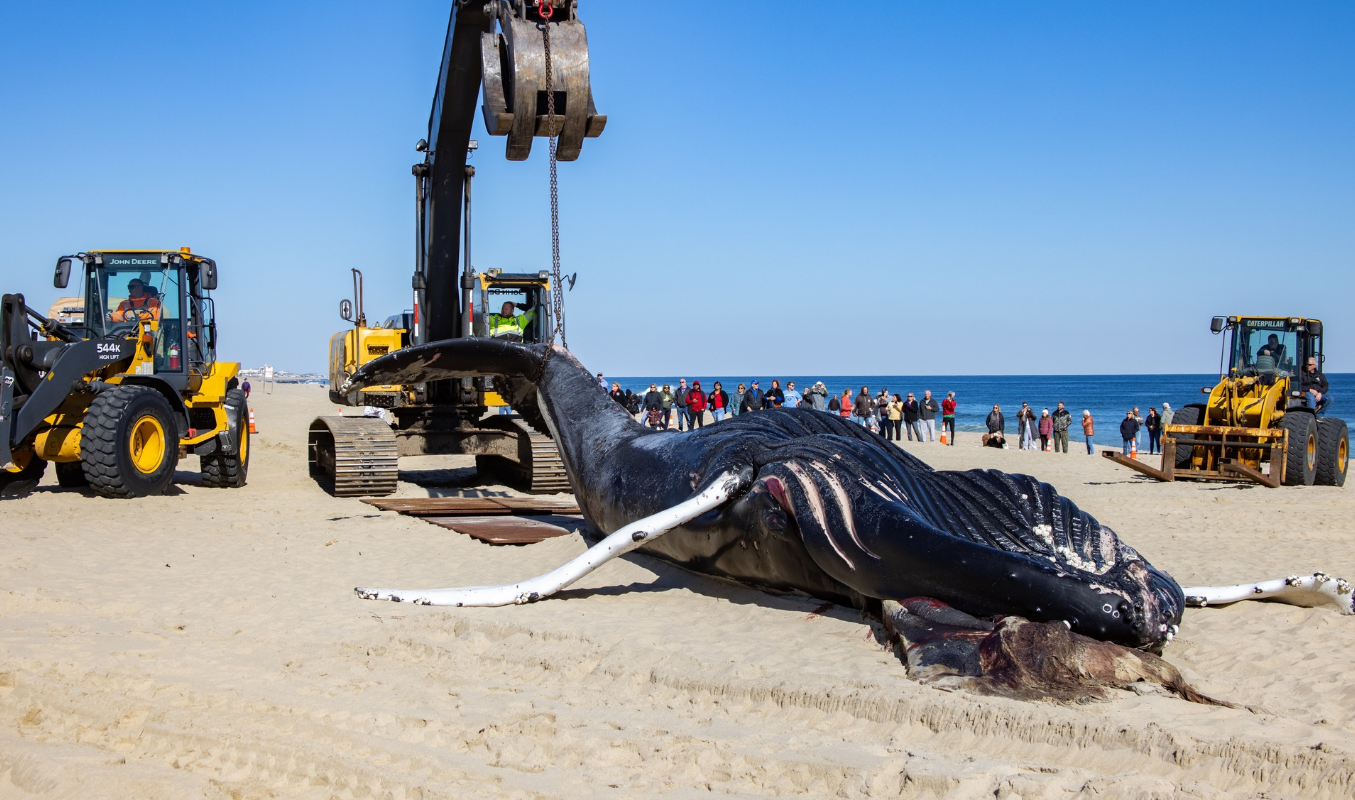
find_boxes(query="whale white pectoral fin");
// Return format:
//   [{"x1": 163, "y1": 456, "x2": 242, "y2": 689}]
[
  {"x1": 1183, "y1": 573, "x2": 1355, "y2": 615},
  {"x1": 354, "y1": 471, "x2": 748, "y2": 608}
]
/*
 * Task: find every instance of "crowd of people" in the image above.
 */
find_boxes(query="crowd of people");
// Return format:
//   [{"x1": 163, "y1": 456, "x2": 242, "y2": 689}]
[{"x1": 597, "y1": 373, "x2": 1187, "y2": 456}]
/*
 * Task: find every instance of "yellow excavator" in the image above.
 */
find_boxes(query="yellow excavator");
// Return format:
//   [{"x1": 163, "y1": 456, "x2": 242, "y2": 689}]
[
  {"x1": 2, "y1": 249, "x2": 247, "y2": 498},
  {"x1": 1105, "y1": 316, "x2": 1346, "y2": 487},
  {"x1": 309, "y1": 0, "x2": 603, "y2": 498}
]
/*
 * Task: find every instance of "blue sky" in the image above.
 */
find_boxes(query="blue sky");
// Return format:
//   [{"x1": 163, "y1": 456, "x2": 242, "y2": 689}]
[{"x1": 1, "y1": 1, "x2": 1351, "y2": 376}]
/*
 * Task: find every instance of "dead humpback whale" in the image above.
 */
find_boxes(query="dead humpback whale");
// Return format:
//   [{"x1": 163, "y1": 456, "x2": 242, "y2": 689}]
[{"x1": 344, "y1": 339, "x2": 1353, "y2": 697}]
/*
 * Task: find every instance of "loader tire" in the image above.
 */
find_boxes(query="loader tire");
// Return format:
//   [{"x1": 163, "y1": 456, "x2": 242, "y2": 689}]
[
  {"x1": 1278, "y1": 411, "x2": 1318, "y2": 487},
  {"x1": 55, "y1": 461, "x2": 89, "y2": 488},
  {"x1": 81, "y1": 385, "x2": 181, "y2": 498},
  {"x1": 1170, "y1": 404, "x2": 1204, "y2": 470},
  {"x1": 202, "y1": 388, "x2": 250, "y2": 488},
  {"x1": 1315, "y1": 417, "x2": 1348, "y2": 487},
  {"x1": 0, "y1": 452, "x2": 47, "y2": 499}
]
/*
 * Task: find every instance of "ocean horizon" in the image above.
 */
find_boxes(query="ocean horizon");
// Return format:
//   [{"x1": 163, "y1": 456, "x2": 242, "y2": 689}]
[{"x1": 610, "y1": 373, "x2": 1352, "y2": 447}]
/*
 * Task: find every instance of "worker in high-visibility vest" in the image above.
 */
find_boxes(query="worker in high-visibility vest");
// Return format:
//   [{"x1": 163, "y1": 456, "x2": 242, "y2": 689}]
[
  {"x1": 487, "y1": 300, "x2": 534, "y2": 342},
  {"x1": 109, "y1": 278, "x2": 162, "y2": 323}
]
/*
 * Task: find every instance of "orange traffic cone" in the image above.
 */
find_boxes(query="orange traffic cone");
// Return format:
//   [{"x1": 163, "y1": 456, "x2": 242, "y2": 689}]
[
  {"x1": 248, "y1": 408, "x2": 258, "y2": 434},
  {"x1": 1045, "y1": 437, "x2": 1053, "y2": 452},
  {"x1": 1130, "y1": 438, "x2": 1138, "y2": 460},
  {"x1": 939, "y1": 427, "x2": 948, "y2": 445}
]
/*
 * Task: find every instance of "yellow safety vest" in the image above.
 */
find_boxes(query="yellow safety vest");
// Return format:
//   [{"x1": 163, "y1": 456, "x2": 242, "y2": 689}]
[{"x1": 488, "y1": 310, "x2": 534, "y2": 338}]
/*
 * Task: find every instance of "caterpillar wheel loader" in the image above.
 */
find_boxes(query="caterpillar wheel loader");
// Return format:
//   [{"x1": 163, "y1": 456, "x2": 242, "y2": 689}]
[
  {"x1": 1, "y1": 249, "x2": 248, "y2": 499},
  {"x1": 307, "y1": 0, "x2": 600, "y2": 498},
  {"x1": 1105, "y1": 316, "x2": 1346, "y2": 488}
]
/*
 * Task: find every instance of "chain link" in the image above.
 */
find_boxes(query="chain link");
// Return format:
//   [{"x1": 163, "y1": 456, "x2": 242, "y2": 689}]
[{"x1": 541, "y1": 6, "x2": 566, "y2": 350}]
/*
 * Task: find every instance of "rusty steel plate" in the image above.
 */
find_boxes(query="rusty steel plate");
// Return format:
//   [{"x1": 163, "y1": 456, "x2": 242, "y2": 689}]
[
  {"x1": 363, "y1": 496, "x2": 580, "y2": 516},
  {"x1": 420, "y1": 514, "x2": 583, "y2": 545}
]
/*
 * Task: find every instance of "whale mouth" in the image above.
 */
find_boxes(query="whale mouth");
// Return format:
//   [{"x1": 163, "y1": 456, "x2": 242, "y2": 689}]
[{"x1": 763, "y1": 476, "x2": 791, "y2": 511}]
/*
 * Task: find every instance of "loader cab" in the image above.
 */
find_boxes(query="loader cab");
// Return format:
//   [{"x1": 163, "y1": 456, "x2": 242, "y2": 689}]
[
  {"x1": 473, "y1": 270, "x2": 552, "y2": 344},
  {"x1": 61, "y1": 249, "x2": 219, "y2": 384},
  {"x1": 1221, "y1": 316, "x2": 1322, "y2": 382}
]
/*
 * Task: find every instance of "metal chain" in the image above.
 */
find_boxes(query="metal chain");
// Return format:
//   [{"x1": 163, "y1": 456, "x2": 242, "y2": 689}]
[{"x1": 540, "y1": 2, "x2": 566, "y2": 349}]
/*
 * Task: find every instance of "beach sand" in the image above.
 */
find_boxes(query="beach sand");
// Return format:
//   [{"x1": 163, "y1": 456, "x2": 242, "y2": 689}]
[{"x1": 2, "y1": 383, "x2": 1353, "y2": 799}]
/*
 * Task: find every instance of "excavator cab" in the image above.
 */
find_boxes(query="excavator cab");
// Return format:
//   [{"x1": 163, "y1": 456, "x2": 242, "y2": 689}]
[{"x1": 473, "y1": 270, "x2": 553, "y2": 344}]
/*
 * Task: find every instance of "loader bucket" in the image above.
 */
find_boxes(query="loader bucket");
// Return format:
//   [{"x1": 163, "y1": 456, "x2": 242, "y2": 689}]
[{"x1": 480, "y1": 1, "x2": 606, "y2": 162}]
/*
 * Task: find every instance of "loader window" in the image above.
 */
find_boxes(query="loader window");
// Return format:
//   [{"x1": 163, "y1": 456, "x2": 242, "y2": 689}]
[
  {"x1": 89, "y1": 256, "x2": 177, "y2": 337},
  {"x1": 1231, "y1": 323, "x2": 1297, "y2": 378}
]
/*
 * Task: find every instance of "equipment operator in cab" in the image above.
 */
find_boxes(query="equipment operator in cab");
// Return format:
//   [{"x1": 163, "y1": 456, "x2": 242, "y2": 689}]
[
  {"x1": 110, "y1": 278, "x2": 162, "y2": 323},
  {"x1": 488, "y1": 299, "x2": 534, "y2": 342}
]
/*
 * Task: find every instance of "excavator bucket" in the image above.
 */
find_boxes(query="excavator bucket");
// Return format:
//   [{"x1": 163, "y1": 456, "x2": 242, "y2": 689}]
[{"x1": 480, "y1": 0, "x2": 606, "y2": 161}]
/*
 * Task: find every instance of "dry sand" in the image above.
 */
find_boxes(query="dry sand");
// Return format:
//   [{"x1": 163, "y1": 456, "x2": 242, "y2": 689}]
[{"x1": 2, "y1": 383, "x2": 1354, "y2": 799}]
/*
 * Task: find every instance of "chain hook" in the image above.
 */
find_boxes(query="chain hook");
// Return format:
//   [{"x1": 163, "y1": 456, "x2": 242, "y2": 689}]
[{"x1": 537, "y1": 0, "x2": 554, "y2": 20}]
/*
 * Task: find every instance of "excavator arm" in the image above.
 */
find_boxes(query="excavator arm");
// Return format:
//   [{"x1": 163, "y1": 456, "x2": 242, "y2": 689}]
[{"x1": 418, "y1": 0, "x2": 604, "y2": 348}]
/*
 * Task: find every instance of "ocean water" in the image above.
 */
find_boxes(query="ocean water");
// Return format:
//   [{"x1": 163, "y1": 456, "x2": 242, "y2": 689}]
[{"x1": 611, "y1": 374, "x2": 1352, "y2": 447}]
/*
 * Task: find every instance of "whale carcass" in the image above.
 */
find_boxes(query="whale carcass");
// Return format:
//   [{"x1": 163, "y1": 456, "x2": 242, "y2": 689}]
[{"x1": 343, "y1": 340, "x2": 1351, "y2": 701}]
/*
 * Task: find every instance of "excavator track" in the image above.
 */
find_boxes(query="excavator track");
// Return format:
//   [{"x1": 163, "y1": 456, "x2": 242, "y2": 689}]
[
  {"x1": 477, "y1": 415, "x2": 572, "y2": 495},
  {"x1": 309, "y1": 415, "x2": 399, "y2": 497}
]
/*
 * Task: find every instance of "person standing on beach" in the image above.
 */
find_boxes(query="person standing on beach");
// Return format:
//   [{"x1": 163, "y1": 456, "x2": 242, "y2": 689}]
[
  {"x1": 686, "y1": 381, "x2": 707, "y2": 428},
  {"x1": 805, "y1": 382, "x2": 827, "y2": 411},
  {"x1": 744, "y1": 381, "x2": 765, "y2": 413},
  {"x1": 1052, "y1": 402, "x2": 1073, "y2": 453},
  {"x1": 659, "y1": 384, "x2": 675, "y2": 429},
  {"x1": 732, "y1": 383, "x2": 746, "y2": 416},
  {"x1": 1082, "y1": 410, "x2": 1095, "y2": 455},
  {"x1": 985, "y1": 404, "x2": 1006, "y2": 448},
  {"x1": 708, "y1": 381, "x2": 729, "y2": 422},
  {"x1": 875, "y1": 390, "x2": 891, "y2": 436},
  {"x1": 597, "y1": 373, "x2": 606, "y2": 389},
  {"x1": 610, "y1": 382, "x2": 626, "y2": 408},
  {"x1": 673, "y1": 379, "x2": 691, "y2": 431},
  {"x1": 1131, "y1": 407, "x2": 1143, "y2": 451},
  {"x1": 1038, "y1": 408, "x2": 1053, "y2": 451},
  {"x1": 1145, "y1": 407, "x2": 1162, "y2": 455},
  {"x1": 902, "y1": 393, "x2": 922, "y2": 441},
  {"x1": 1016, "y1": 402, "x2": 1036, "y2": 450},
  {"x1": 784, "y1": 381, "x2": 803, "y2": 410},
  {"x1": 766, "y1": 379, "x2": 785, "y2": 410},
  {"x1": 1120, "y1": 410, "x2": 1140, "y2": 456},
  {"x1": 920, "y1": 390, "x2": 939, "y2": 442},
  {"x1": 887, "y1": 394, "x2": 903, "y2": 441},
  {"x1": 942, "y1": 391, "x2": 959, "y2": 444},
  {"x1": 853, "y1": 387, "x2": 872, "y2": 428},
  {"x1": 1161, "y1": 402, "x2": 1174, "y2": 428},
  {"x1": 839, "y1": 389, "x2": 855, "y2": 420},
  {"x1": 642, "y1": 384, "x2": 664, "y2": 428}
]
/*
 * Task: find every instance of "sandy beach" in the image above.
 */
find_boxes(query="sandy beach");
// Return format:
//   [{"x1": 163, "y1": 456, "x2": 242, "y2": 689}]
[{"x1": 2, "y1": 382, "x2": 1354, "y2": 799}]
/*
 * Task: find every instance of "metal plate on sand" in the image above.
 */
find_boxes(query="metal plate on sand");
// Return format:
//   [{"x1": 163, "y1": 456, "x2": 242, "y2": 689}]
[{"x1": 420, "y1": 514, "x2": 583, "y2": 545}]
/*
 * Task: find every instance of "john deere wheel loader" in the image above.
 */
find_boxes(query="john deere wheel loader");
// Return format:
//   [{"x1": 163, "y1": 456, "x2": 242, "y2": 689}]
[
  {"x1": 1105, "y1": 316, "x2": 1346, "y2": 488},
  {"x1": 1, "y1": 249, "x2": 248, "y2": 499}
]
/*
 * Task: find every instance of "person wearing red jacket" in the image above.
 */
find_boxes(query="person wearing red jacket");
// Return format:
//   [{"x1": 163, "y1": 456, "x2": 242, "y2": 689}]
[
  {"x1": 686, "y1": 381, "x2": 708, "y2": 428},
  {"x1": 941, "y1": 392, "x2": 958, "y2": 446}
]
